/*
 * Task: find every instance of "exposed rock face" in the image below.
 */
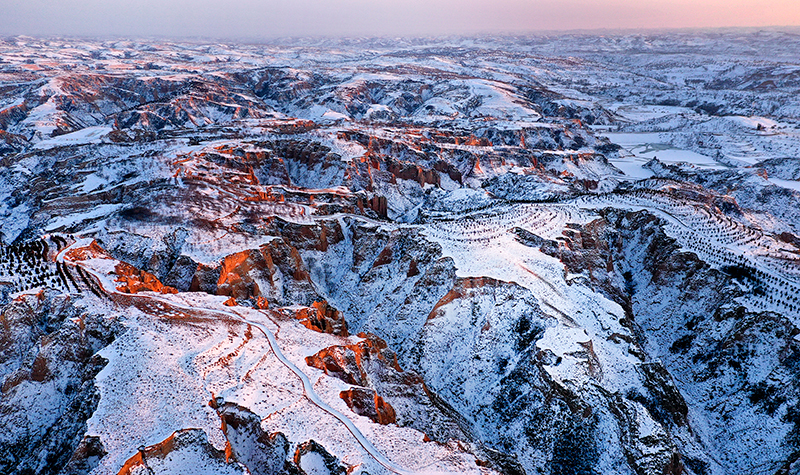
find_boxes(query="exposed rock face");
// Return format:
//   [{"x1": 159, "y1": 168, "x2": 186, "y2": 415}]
[
  {"x1": 214, "y1": 402, "x2": 293, "y2": 475},
  {"x1": 209, "y1": 401, "x2": 350, "y2": 475},
  {"x1": 209, "y1": 241, "x2": 320, "y2": 306},
  {"x1": 189, "y1": 263, "x2": 223, "y2": 295},
  {"x1": 61, "y1": 436, "x2": 107, "y2": 475},
  {"x1": 215, "y1": 248, "x2": 276, "y2": 301},
  {"x1": 117, "y1": 429, "x2": 240, "y2": 475},
  {"x1": 294, "y1": 301, "x2": 348, "y2": 336},
  {"x1": 0, "y1": 291, "x2": 117, "y2": 475},
  {"x1": 293, "y1": 440, "x2": 347, "y2": 475},
  {"x1": 305, "y1": 336, "x2": 384, "y2": 387},
  {"x1": 114, "y1": 262, "x2": 178, "y2": 294},
  {"x1": 306, "y1": 332, "x2": 469, "y2": 443},
  {"x1": 339, "y1": 387, "x2": 397, "y2": 425}
]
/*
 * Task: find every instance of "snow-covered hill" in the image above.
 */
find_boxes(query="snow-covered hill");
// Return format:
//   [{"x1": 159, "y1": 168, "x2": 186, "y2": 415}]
[{"x1": 1, "y1": 30, "x2": 799, "y2": 475}]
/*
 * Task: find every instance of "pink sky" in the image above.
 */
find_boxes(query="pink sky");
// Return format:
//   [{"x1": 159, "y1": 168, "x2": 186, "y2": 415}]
[{"x1": 1, "y1": 0, "x2": 799, "y2": 37}]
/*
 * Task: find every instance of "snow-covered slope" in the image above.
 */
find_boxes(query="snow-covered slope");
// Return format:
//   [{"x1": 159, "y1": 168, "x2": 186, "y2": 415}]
[{"x1": 1, "y1": 30, "x2": 799, "y2": 475}]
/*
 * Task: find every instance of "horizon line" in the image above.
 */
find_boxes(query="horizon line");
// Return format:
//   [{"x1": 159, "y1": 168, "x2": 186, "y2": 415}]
[{"x1": 3, "y1": 24, "x2": 800, "y2": 45}]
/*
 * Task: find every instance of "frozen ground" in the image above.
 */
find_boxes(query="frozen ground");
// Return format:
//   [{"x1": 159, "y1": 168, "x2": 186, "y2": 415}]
[{"x1": 1, "y1": 29, "x2": 800, "y2": 475}]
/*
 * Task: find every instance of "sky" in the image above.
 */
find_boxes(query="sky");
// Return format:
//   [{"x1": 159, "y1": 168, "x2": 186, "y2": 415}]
[{"x1": 1, "y1": 0, "x2": 799, "y2": 38}]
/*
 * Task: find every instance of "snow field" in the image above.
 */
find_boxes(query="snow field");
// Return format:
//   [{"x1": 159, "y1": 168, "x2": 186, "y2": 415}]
[{"x1": 70, "y1": 251, "x2": 490, "y2": 475}]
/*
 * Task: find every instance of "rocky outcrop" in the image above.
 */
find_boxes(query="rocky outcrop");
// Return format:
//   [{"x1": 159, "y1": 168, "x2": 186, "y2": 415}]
[
  {"x1": 0, "y1": 290, "x2": 117, "y2": 475},
  {"x1": 366, "y1": 195, "x2": 388, "y2": 218},
  {"x1": 340, "y1": 387, "x2": 397, "y2": 424},
  {"x1": 189, "y1": 262, "x2": 223, "y2": 294},
  {"x1": 117, "y1": 429, "x2": 240, "y2": 475},
  {"x1": 210, "y1": 400, "x2": 350, "y2": 475},
  {"x1": 213, "y1": 240, "x2": 319, "y2": 306},
  {"x1": 261, "y1": 219, "x2": 346, "y2": 253},
  {"x1": 294, "y1": 301, "x2": 348, "y2": 336},
  {"x1": 215, "y1": 248, "x2": 275, "y2": 302},
  {"x1": 293, "y1": 440, "x2": 347, "y2": 475},
  {"x1": 113, "y1": 262, "x2": 178, "y2": 294},
  {"x1": 305, "y1": 332, "x2": 469, "y2": 443},
  {"x1": 213, "y1": 401, "x2": 293, "y2": 475},
  {"x1": 305, "y1": 332, "x2": 404, "y2": 386}
]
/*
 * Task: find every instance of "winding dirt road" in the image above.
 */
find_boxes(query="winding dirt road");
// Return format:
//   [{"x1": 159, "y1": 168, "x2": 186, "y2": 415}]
[{"x1": 55, "y1": 240, "x2": 419, "y2": 475}]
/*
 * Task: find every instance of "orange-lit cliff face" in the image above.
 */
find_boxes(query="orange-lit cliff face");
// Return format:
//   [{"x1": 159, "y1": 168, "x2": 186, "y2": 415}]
[
  {"x1": 339, "y1": 387, "x2": 397, "y2": 425},
  {"x1": 114, "y1": 261, "x2": 178, "y2": 294}
]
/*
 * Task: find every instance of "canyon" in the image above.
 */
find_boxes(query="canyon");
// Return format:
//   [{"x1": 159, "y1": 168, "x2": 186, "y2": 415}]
[{"x1": 1, "y1": 29, "x2": 799, "y2": 475}]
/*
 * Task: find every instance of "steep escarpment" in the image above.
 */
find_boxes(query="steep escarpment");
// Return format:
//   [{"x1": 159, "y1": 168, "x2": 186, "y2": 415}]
[
  {"x1": 416, "y1": 274, "x2": 692, "y2": 475},
  {"x1": 116, "y1": 429, "x2": 239, "y2": 475},
  {"x1": 0, "y1": 291, "x2": 118, "y2": 475},
  {"x1": 302, "y1": 219, "x2": 688, "y2": 475},
  {"x1": 211, "y1": 400, "x2": 348, "y2": 475},
  {"x1": 538, "y1": 208, "x2": 800, "y2": 474},
  {"x1": 305, "y1": 332, "x2": 469, "y2": 443},
  {"x1": 211, "y1": 240, "x2": 320, "y2": 306}
]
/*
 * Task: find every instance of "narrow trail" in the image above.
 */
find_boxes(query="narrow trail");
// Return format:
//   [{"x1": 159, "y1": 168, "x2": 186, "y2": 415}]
[
  {"x1": 139, "y1": 294, "x2": 416, "y2": 475},
  {"x1": 55, "y1": 244, "x2": 418, "y2": 475}
]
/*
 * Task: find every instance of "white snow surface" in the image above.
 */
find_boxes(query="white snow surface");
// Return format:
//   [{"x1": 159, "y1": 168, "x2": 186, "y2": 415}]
[
  {"x1": 3, "y1": 31, "x2": 800, "y2": 475},
  {"x1": 68, "y1": 249, "x2": 489, "y2": 475}
]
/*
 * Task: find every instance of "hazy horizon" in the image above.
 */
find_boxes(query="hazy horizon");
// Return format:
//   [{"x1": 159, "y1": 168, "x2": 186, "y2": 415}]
[{"x1": 2, "y1": 0, "x2": 800, "y2": 40}]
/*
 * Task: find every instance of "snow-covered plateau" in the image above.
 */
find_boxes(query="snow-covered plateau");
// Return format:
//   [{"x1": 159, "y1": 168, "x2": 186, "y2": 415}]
[{"x1": 1, "y1": 29, "x2": 800, "y2": 475}]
